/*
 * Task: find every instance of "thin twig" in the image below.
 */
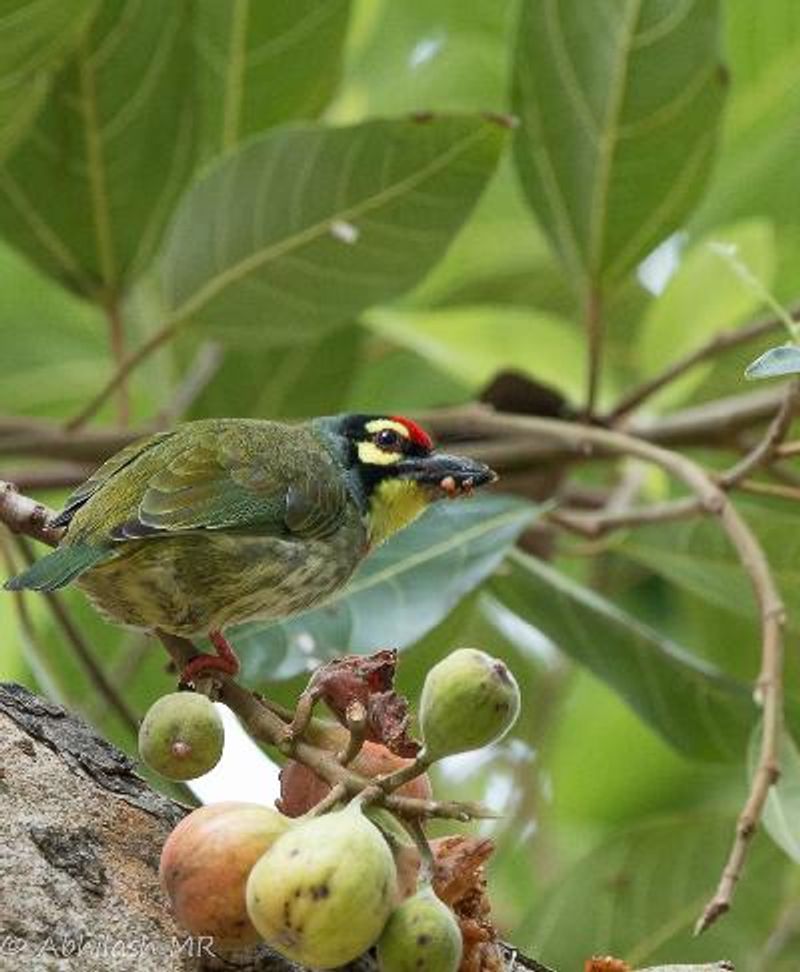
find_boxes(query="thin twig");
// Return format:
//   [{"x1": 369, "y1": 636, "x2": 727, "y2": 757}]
[
  {"x1": 718, "y1": 379, "x2": 800, "y2": 488},
  {"x1": 12, "y1": 535, "x2": 140, "y2": 734},
  {"x1": 774, "y1": 440, "x2": 800, "y2": 459},
  {"x1": 406, "y1": 817, "x2": 435, "y2": 883},
  {"x1": 338, "y1": 700, "x2": 368, "y2": 765},
  {"x1": 552, "y1": 380, "x2": 800, "y2": 539},
  {"x1": 607, "y1": 306, "x2": 796, "y2": 422},
  {"x1": 737, "y1": 479, "x2": 800, "y2": 503},
  {"x1": 550, "y1": 496, "x2": 700, "y2": 537},
  {"x1": 305, "y1": 782, "x2": 347, "y2": 817}
]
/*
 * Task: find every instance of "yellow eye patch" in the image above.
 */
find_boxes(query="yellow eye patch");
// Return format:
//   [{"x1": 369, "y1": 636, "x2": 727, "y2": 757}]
[
  {"x1": 358, "y1": 441, "x2": 401, "y2": 465},
  {"x1": 364, "y1": 418, "x2": 410, "y2": 439}
]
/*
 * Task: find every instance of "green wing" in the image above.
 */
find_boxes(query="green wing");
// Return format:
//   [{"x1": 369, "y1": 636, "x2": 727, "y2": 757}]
[
  {"x1": 52, "y1": 431, "x2": 174, "y2": 528},
  {"x1": 76, "y1": 422, "x2": 349, "y2": 543}
]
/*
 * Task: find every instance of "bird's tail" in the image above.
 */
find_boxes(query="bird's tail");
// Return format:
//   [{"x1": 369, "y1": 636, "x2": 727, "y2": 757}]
[{"x1": 3, "y1": 543, "x2": 111, "y2": 592}]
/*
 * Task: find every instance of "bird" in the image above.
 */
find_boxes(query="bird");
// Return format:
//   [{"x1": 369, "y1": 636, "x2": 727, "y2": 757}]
[{"x1": 4, "y1": 414, "x2": 496, "y2": 683}]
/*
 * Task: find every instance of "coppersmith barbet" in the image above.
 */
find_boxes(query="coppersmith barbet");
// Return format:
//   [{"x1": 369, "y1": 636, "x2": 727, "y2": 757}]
[{"x1": 4, "y1": 414, "x2": 495, "y2": 681}]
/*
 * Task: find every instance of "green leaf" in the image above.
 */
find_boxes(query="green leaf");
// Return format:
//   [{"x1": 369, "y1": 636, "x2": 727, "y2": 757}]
[
  {"x1": 159, "y1": 115, "x2": 506, "y2": 342},
  {"x1": 346, "y1": 342, "x2": 469, "y2": 414},
  {"x1": 745, "y1": 344, "x2": 800, "y2": 380},
  {"x1": 0, "y1": 241, "x2": 106, "y2": 415},
  {"x1": 332, "y1": 0, "x2": 514, "y2": 118},
  {"x1": 639, "y1": 220, "x2": 776, "y2": 406},
  {"x1": 194, "y1": 0, "x2": 351, "y2": 158},
  {"x1": 619, "y1": 501, "x2": 800, "y2": 631},
  {"x1": 187, "y1": 323, "x2": 364, "y2": 421},
  {"x1": 692, "y1": 3, "x2": 800, "y2": 238},
  {"x1": 0, "y1": 0, "x2": 98, "y2": 162},
  {"x1": 234, "y1": 495, "x2": 537, "y2": 683},
  {"x1": 0, "y1": 0, "x2": 197, "y2": 296},
  {"x1": 749, "y1": 725, "x2": 800, "y2": 864},
  {"x1": 492, "y1": 551, "x2": 756, "y2": 760},
  {"x1": 365, "y1": 304, "x2": 587, "y2": 402},
  {"x1": 511, "y1": 0, "x2": 726, "y2": 288},
  {"x1": 515, "y1": 812, "x2": 787, "y2": 970}
]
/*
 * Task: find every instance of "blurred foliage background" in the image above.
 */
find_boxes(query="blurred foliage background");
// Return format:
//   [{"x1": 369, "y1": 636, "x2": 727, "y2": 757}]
[{"x1": 2, "y1": 1, "x2": 800, "y2": 968}]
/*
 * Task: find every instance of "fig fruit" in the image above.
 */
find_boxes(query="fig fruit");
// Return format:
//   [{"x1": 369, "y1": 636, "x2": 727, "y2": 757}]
[
  {"x1": 279, "y1": 741, "x2": 433, "y2": 817},
  {"x1": 377, "y1": 885, "x2": 462, "y2": 972},
  {"x1": 419, "y1": 648, "x2": 520, "y2": 760},
  {"x1": 139, "y1": 691, "x2": 224, "y2": 780},
  {"x1": 246, "y1": 802, "x2": 397, "y2": 968},
  {"x1": 160, "y1": 802, "x2": 291, "y2": 948}
]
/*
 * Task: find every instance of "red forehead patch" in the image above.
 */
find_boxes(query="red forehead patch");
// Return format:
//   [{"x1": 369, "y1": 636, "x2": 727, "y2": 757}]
[{"x1": 392, "y1": 416, "x2": 433, "y2": 451}]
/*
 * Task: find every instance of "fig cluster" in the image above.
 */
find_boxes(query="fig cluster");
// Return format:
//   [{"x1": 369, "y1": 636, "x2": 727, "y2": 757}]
[{"x1": 150, "y1": 647, "x2": 520, "y2": 969}]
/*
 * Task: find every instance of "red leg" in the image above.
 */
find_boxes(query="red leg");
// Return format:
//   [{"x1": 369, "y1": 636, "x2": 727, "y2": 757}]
[{"x1": 181, "y1": 630, "x2": 241, "y2": 684}]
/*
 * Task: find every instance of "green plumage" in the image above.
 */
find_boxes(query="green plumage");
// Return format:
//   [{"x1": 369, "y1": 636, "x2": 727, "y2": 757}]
[
  {"x1": 3, "y1": 414, "x2": 496, "y2": 646},
  {"x1": 5, "y1": 418, "x2": 364, "y2": 636},
  {"x1": 4, "y1": 543, "x2": 109, "y2": 592}
]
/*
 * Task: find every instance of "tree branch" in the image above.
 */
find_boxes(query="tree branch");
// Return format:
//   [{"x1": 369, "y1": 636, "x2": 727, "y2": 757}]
[
  {"x1": 553, "y1": 379, "x2": 800, "y2": 538},
  {"x1": 607, "y1": 305, "x2": 796, "y2": 421},
  {"x1": 412, "y1": 409, "x2": 786, "y2": 933}
]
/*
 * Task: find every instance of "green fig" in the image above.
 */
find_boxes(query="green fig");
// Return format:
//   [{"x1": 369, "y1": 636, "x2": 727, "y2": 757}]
[
  {"x1": 139, "y1": 691, "x2": 224, "y2": 780},
  {"x1": 246, "y1": 802, "x2": 397, "y2": 968},
  {"x1": 377, "y1": 885, "x2": 462, "y2": 972},
  {"x1": 419, "y1": 648, "x2": 520, "y2": 760}
]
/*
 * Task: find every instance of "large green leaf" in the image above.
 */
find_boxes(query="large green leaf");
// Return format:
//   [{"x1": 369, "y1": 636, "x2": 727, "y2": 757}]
[
  {"x1": 332, "y1": 0, "x2": 514, "y2": 118},
  {"x1": 194, "y1": 0, "x2": 351, "y2": 158},
  {"x1": 620, "y1": 500, "x2": 800, "y2": 631},
  {"x1": 365, "y1": 304, "x2": 587, "y2": 402},
  {"x1": 693, "y1": 3, "x2": 800, "y2": 240},
  {"x1": 159, "y1": 115, "x2": 506, "y2": 341},
  {"x1": 492, "y1": 551, "x2": 756, "y2": 760},
  {"x1": 515, "y1": 812, "x2": 788, "y2": 970},
  {"x1": 511, "y1": 0, "x2": 726, "y2": 288},
  {"x1": 0, "y1": 0, "x2": 98, "y2": 162},
  {"x1": 186, "y1": 323, "x2": 364, "y2": 420},
  {"x1": 637, "y1": 219, "x2": 776, "y2": 408},
  {"x1": 0, "y1": 242, "x2": 105, "y2": 415},
  {"x1": 0, "y1": 0, "x2": 196, "y2": 296},
  {"x1": 234, "y1": 495, "x2": 537, "y2": 683}
]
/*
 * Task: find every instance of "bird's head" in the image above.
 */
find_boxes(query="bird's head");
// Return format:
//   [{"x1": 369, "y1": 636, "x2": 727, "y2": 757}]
[{"x1": 320, "y1": 413, "x2": 497, "y2": 546}]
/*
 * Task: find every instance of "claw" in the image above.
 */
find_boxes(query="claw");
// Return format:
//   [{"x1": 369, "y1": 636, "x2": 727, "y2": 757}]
[{"x1": 180, "y1": 630, "x2": 240, "y2": 685}]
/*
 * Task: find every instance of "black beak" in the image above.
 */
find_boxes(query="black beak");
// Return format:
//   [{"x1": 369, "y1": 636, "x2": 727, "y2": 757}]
[{"x1": 396, "y1": 451, "x2": 498, "y2": 493}]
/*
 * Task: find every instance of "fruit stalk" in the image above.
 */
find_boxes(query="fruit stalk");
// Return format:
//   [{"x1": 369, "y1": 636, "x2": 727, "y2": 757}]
[{"x1": 157, "y1": 630, "x2": 495, "y2": 823}]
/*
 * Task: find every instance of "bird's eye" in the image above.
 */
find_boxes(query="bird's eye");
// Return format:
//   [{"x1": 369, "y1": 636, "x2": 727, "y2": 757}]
[{"x1": 374, "y1": 428, "x2": 401, "y2": 450}]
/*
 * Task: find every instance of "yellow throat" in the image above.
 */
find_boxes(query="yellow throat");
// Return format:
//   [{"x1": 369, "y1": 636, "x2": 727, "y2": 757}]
[{"x1": 368, "y1": 478, "x2": 430, "y2": 547}]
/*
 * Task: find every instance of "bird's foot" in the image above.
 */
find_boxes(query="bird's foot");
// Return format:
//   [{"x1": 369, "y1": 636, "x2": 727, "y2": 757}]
[{"x1": 180, "y1": 630, "x2": 240, "y2": 686}]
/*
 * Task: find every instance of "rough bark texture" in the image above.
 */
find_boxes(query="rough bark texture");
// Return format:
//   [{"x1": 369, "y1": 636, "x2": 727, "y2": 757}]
[{"x1": 0, "y1": 684, "x2": 543, "y2": 972}]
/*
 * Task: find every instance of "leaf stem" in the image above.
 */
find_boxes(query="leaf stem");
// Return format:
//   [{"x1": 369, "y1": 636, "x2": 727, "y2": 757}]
[
  {"x1": 105, "y1": 297, "x2": 129, "y2": 426},
  {"x1": 584, "y1": 286, "x2": 603, "y2": 418},
  {"x1": 65, "y1": 315, "x2": 184, "y2": 431}
]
